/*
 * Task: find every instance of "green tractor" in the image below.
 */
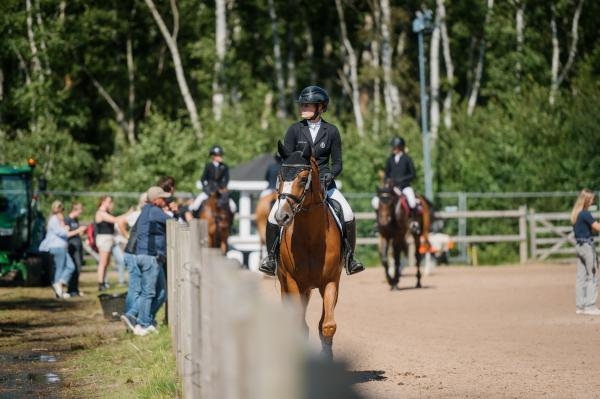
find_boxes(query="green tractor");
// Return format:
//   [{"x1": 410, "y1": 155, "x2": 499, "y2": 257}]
[{"x1": 0, "y1": 160, "x2": 52, "y2": 286}]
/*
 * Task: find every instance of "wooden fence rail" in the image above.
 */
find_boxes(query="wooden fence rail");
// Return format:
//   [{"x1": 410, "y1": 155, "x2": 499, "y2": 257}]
[
  {"x1": 355, "y1": 206, "x2": 529, "y2": 264},
  {"x1": 166, "y1": 220, "x2": 361, "y2": 399}
]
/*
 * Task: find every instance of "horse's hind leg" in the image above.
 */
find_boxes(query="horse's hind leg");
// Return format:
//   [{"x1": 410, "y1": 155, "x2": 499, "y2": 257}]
[{"x1": 319, "y1": 281, "x2": 339, "y2": 360}]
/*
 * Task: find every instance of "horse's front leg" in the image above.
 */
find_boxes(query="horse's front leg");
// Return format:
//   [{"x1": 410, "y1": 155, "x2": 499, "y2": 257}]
[
  {"x1": 280, "y1": 276, "x2": 309, "y2": 337},
  {"x1": 318, "y1": 280, "x2": 339, "y2": 360},
  {"x1": 414, "y1": 234, "x2": 422, "y2": 288},
  {"x1": 392, "y1": 239, "x2": 402, "y2": 290},
  {"x1": 379, "y1": 236, "x2": 394, "y2": 288}
]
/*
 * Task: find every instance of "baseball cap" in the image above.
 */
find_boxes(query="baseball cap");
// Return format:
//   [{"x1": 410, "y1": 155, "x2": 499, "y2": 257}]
[{"x1": 147, "y1": 186, "x2": 170, "y2": 202}]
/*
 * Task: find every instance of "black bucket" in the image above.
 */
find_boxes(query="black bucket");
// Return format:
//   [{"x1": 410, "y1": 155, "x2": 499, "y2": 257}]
[{"x1": 98, "y1": 292, "x2": 127, "y2": 321}]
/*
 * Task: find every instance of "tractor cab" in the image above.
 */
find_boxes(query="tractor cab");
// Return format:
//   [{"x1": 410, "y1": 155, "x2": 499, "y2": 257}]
[{"x1": 0, "y1": 160, "x2": 49, "y2": 286}]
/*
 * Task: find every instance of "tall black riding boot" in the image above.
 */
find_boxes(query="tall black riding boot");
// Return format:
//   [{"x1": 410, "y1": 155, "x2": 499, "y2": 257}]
[
  {"x1": 344, "y1": 219, "x2": 365, "y2": 275},
  {"x1": 259, "y1": 222, "x2": 280, "y2": 276},
  {"x1": 409, "y1": 208, "x2": 421, "y2": 235}
]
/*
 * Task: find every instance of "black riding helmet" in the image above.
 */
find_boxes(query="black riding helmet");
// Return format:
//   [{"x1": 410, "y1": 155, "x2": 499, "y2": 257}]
[
  {"x1": 390, "y1": 136, "x2": 405, "y2": 149},
  {"x1": 296, "y1": 86, "x2": 329, "y2": 112},
  {"x1": 209, "y1": 145, "x2": 224, "y2": 156}
]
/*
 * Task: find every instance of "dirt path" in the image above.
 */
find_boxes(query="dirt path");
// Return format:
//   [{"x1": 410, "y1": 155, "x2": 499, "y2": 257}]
[
  {"x1": 0, "y1": 270, "x2": 123, "y2": 398},
  {"x1": 259, "y1": 263, "x2": 600, "y2": 398}
]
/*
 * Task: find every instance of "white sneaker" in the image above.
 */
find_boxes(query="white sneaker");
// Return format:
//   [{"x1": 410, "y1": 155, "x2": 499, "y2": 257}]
[
  {"x1": 576, "y1": 308, "x2": 585, "y2": 314},
  {"x1": 52, "y1": 282, "x2": 63, "y2": 298},
  {"x1": 582, "y1": 307, "x2": 600, "y2": 316},
  {"x1": 133, "y1": 325, "x2": 150, "y2": 337},
  {"x1": 146, "y1": 325, "x2": 159, "y2": 334}
]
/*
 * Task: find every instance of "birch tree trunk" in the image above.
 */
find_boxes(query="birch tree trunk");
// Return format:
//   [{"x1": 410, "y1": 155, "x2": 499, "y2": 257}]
[
  {"x1": 380, "y1": 0, "x2": 401, "y2": 127},
  {"x1": 550, "y1": 2, "x2": 559, "y2": 105},
  {"x1": 549, "y1": 0, "x2": 584, "y2": 105},
  {"x1": 34, "y1": 0, "x2": 51, "y2": 75},
  {"x1": 145, "y1": 0, "x2": 178, "y2": 117},
  {"x1": 439, "y1": 0, "x2": 454, "y2": 129},
  {"x1": 335, "y1": 0, "x2": 364, "y2": 136},
  {"x1": 368, "y1": 3, "x2": 381, "y2": 134},
  {"x1": 213, "y1": 0, "x2": 226, "y2": 121},
  {"x1": 285, "y1": 0, "x2": 297, "y2": 103},
  {"x1": 144, "y1": 0, "x2": 202, "y2": 139},
  {"x1": 268, "y1": 0, "x2": 287, "y2": 118},
  {"x1": 25, "y1": 0, "x2": 42, "y2": 77},
  {"x1": 126, "y1": 34, "x2": 136, "y2": 144},
  {"x1": 515, "y1": 0, "x2": 524, "y2": 94},
  {"x1": 429, "y1": 3, "x2": 441, "y2": 141},
  {"x1": 86, "y1": 70, "x2": 129, "y2": 137},
  {"x1": 467, "y1": 0, "x2": 494, "y2": 116},
  {"x1": 58, "y1": 1, "x2": 66, "y2": 23}
]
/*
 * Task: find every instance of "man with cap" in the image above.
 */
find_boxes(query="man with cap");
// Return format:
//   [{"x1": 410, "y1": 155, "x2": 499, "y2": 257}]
[{"x1": 126, "y1": 186, "x2": 177, "y2": 336}]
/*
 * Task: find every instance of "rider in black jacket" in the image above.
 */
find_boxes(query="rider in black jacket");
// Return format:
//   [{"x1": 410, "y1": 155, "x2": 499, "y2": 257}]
[
  {"x1": 189, "y1": 145, "x2": 231, "y2": 212},
  {"x1": 259, "y1": 85, "x2": 365, "y2": 276},
  {"x1": 385, "y1": 136, "x2": 420, "y2": 234}
]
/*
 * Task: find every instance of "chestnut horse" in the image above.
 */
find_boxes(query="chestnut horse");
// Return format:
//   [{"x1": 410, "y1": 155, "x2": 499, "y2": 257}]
[
  {"x1": 254, "y1": 190, "x2": 278, "y2": 259},
  {"x1": 376, "y1": 180, "x2": 431, "y2": 290},
  {"x1": 199, "y1": 189, "x2": 231, "y2": 255},
  {"x1": 273, "y1": 141, "x2": 343, "y2": 359}
]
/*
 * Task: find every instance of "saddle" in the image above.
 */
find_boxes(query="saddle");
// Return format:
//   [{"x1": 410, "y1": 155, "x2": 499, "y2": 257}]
[
  {"x1": 397, "y1": 194, "x2": 424, "y2": 216},
  {"x1": 325, "y1": 197, "x2": 346, "y2": 237}
]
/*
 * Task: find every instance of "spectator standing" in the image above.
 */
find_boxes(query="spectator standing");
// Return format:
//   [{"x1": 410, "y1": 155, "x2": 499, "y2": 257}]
[
  {"x1": 129, "y1": 186, "x2": 176, "y2": 336},
  {"x1": 39, "y1": 200, "x2": 85, "y2": 298},
  {"x1": 571, "y1": 188, "x2": 600, "y2": 316},
  {"x1": 94, "y1": 196, "x2": 130, "y2": 291},
  {"x1": 120, "y1": 192, "x2": 148, "y2": 329},
  {"x1": 64, "y1": 202, "x2": 85, "y2": 296}
]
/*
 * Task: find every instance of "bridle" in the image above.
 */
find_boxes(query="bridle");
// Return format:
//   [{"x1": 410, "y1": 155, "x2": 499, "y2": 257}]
[
  {"x1": 377, "y1": 189, "x2": 396, "y2": 227},
  {"x1": 277, "y1": 164, "x2": 313, "y2": 216}
]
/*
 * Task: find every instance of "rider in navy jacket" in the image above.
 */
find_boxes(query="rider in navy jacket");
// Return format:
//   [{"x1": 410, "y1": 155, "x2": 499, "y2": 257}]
[
  {"x1": 259, "y1": 85, "x2": 364, "y2": 277},
  {"x1": 283, "y1": 119, "x2": 341, "y2": 189}
]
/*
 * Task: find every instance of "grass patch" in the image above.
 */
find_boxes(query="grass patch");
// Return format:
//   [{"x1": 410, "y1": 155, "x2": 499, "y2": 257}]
[{"x1": 66, "y1": 312, "x2": 181, "y2": 399}]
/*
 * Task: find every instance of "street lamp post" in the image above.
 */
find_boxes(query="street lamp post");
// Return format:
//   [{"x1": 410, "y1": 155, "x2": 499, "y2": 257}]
[{"x1": 412, "y1": 10, "x2": 434, "y2": 200}]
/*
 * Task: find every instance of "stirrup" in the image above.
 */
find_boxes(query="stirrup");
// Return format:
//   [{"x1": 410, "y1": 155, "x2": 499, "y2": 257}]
[
  {"x1": 345, "y1": 256, "x2": 365, "y2": 276},
  {"x1": 259, "y1": 256, "x2": 277, "y2": 276}
]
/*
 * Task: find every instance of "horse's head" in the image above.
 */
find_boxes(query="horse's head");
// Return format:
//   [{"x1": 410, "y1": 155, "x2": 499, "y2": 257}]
[
  {"x1": 376, "y1": 183, "x2": 396, "y2": 228},
  {"x1": 272, "y1": 140, "x2": 319, "y2": 227}
]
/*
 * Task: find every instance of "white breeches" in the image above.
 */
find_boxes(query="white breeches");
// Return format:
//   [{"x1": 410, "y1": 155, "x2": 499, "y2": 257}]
[
  {"x1": 189, "y1": 192, "x2": 237, "y2": 213},
  {"x1": 401, "y1": 186, "x2": 417, "y2": 208},
  {"x1": 268, "y1": 188, "x2": 353, "y2": 223},
  {"x1": 259, "y1": 188, "x2": 276, "y2": 198},
  {"x1": 371, "y1": 186, "x2": 417, "y2": 210}
]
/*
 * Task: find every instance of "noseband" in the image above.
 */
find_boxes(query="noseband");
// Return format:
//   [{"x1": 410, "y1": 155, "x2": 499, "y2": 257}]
[{"x1": 277, "y1": 164, "x2": 312, "y2": 216}]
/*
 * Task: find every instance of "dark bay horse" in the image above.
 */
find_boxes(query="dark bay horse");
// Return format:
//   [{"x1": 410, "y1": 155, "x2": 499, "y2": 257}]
[
  {"x1": 199, "y1": 189, "x2": 232, "y2": 255},
  {"x1": 376, "y1": 181, "x2": 431, "y2": 290},
  {"x1": 273, "y1": 141, "x2": 343, "y2": 359}
]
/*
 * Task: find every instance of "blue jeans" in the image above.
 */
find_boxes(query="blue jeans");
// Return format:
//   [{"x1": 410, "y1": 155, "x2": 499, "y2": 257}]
[
  {"x1": 134, "y1": 254, "x2": 167, "y2": 327},
  {"x1": 111, "y1": 244, "x2": 126, "y2": 285},
  {"x1": 49, "y1": 247, "x2": 75, "y2": 285},
  {"x1": 124, "y1": 253, "x2": 140, "y2": 316}
]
